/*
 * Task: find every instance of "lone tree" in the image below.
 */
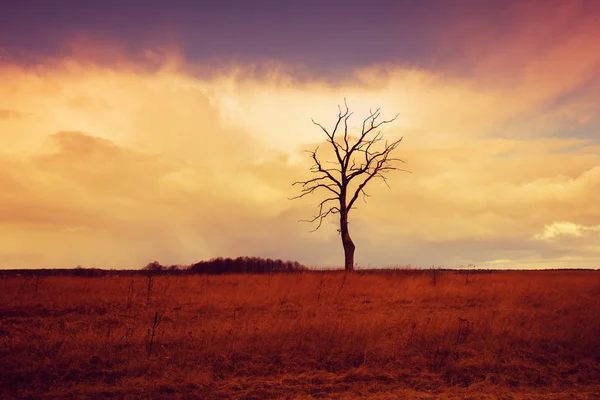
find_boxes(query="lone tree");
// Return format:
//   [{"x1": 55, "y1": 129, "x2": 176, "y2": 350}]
[{"x1": 291, "y1": 100, "x2": 408, "y2": 272}]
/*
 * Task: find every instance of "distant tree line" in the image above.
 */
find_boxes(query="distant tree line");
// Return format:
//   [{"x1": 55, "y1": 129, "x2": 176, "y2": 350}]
[
  {"x1": 144, "y1": 257, "x2": 306, "y2": 275},
  {"x1": 187, "y1": 256, "x2": 306, "y2": 274},
  {"x1": 0, "y1": 257, "x2": 307, "y2": 277}
]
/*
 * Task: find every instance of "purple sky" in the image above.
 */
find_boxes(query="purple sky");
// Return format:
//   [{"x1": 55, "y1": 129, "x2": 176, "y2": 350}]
[{"x1": 0, "y1": 0, "x2": 523, "y2": 74}]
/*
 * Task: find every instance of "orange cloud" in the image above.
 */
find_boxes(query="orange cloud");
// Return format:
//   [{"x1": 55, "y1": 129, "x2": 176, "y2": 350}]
[
  {"x1": 0, "y1": 32, "x2": 599, "y2": 269},
  {"x1": 0, "y1": 109, "x2": 26, "y2": 119}
]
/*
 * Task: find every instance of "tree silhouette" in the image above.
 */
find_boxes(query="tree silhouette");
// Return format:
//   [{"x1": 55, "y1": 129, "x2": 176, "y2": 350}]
[{"x1": 291, "y1": 99, "x2": 408, "y2": 271}]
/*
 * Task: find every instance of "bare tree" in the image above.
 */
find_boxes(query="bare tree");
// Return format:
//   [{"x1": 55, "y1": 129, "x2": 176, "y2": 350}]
[{"x1": 291, "y1": 99, "x2": 408, "y2": 272}]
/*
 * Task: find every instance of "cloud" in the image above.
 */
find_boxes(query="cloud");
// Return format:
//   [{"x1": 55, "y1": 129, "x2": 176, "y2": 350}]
[
  {"x1": 0, "y1": 129, "x2": 299, "y2": 268},
  {"x1": 0, "y1": 109, "x2": 25, "y2": 119},
  {"x1": 534, "y1": 221, "x2": 600, "y2": 241},
  {"x1": 0, "y1": 27, "x2": 599, "y2": 269},
  {"x1": 66, "y1": 95, "x2": 113, "y2": 111}
]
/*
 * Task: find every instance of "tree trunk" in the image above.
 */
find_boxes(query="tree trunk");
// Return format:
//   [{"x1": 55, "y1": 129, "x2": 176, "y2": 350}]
[
  {"x1": 340, "y1": 210, "x2": 355, "y2": 272},
  {"x1": 343, "y1": 236, "x2": 355, "y2": 272}
]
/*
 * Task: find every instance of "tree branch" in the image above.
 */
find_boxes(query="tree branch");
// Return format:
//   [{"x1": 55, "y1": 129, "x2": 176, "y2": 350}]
[
  {"x1": 291, "y1": 100, "x2": 408, "y2": 231},
  {"x1": 347, "y1": 137, "x2": 409, "y2": 211},
  {"x1": 299, "y1": 197, "x2": 340, "y2": 232}
]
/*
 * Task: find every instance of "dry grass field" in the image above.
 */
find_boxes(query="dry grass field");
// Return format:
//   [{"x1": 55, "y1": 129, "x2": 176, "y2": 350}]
[{"x1": 1, "y1": 270, "x2": 600, "y2": 399}]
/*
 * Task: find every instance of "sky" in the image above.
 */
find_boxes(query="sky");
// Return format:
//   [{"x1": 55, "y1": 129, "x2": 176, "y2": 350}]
[{"x1": 1, "y1": 0, "x2": 599, "y2": 269}]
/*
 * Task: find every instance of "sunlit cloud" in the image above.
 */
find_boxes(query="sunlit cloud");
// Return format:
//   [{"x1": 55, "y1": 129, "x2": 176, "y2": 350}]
[{"x1": 534, "y1": 221, "x2": 600, "y2": 241}]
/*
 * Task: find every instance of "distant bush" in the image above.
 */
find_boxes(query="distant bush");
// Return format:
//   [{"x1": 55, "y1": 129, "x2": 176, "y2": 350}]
[
  {"x1": 187, "y1": 256, "x2": 306, "y2": 274},
  {"x1": 143, "y1": 261, "x2": 166, "y2": 274}
]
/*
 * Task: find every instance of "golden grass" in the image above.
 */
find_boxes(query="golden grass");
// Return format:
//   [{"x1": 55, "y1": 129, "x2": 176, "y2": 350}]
[{"x1": 1, "y1": 270, "x2": 599, "y2": 399}]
